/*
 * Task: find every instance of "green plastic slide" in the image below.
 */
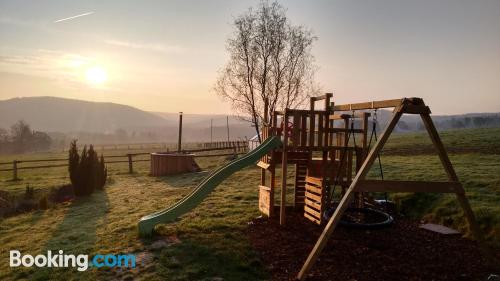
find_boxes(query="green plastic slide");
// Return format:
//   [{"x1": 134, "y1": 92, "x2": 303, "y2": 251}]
[{"x1": 138, "y1": 136, "x2": 282, "y2": 237}]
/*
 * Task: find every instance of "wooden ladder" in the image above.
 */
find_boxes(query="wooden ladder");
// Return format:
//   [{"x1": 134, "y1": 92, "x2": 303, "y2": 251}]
[
  {"x1": 303, "y1": 176, "x2": 325, "y2": 224},
  {"x1": 294, "y1": 162, "x2": 309, "y2": 207}
]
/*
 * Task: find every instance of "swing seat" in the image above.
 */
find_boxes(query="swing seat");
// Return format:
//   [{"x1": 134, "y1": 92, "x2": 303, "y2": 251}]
[{"x1": 323, "y1": 206, "x2": 394, "y2": 229}]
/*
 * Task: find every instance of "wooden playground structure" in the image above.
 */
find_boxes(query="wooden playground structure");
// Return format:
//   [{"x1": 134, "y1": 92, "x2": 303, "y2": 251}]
[{"x1": 255, "y1": 94, "x2": 484, "y2": 280}]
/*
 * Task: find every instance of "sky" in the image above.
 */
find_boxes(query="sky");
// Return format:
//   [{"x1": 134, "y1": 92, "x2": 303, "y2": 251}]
[{"x1": 0, "y1": 0, "x2": 499, "y2": 115}]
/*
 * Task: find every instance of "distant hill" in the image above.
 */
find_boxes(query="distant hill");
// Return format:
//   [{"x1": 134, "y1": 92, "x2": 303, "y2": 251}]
[
  {"x1": 0, "y1": 96, "x2": 497, "y2": 145},
  {"x1": 0, "y1": 96, "x2": 169, "y2": 133},
  {"x1": 372, "y1": 110, "x2": 500, "y2": 132},
  {"x1": 151, "y1": 112, "x2": 250, "y2": 127},
  {"x1": 0, "y1": 96, "x2": 255, "y2": 144}
]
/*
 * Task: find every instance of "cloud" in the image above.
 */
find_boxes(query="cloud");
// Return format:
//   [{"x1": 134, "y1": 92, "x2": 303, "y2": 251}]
[
  {"x1": 104, "y1": 39, "x2": 185, "y2": 54},
  {"x1": 0, "y1": 49, "x2": 97, "y2": 90}
]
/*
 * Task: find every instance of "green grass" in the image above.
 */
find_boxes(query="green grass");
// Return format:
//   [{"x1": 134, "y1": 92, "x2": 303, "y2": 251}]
[
  {"x1": 382, "y1": 127, "x2": 500, "y2": 154},
  {"x1": 367, "y1": 153, "x2": 500, "y2": 246},
  {"x1": 0, "y1": 127, "x2": 498, "y2": 280},
  {"x1": 0, "y1": 156, "x2": 272, "y2": 280}
]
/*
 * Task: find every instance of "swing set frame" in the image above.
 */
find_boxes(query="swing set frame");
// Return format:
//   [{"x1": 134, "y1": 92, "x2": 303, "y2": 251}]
[
  {"x1": 296, "y1": 97, "x2": 485, "y2": 280},
  {"x1": 255, "y1": 95, "x2": 485, "y2": 280}
]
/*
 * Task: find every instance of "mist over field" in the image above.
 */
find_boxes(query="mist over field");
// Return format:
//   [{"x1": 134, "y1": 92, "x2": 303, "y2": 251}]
[{"x1": 1, "y1": 96, "x2": 499, "y2": 151}]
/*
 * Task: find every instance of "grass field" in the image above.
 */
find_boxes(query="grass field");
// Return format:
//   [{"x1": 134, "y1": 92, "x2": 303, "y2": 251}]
[{"x1": 0, "y1": 128, "x2": 498, "y2": 280}]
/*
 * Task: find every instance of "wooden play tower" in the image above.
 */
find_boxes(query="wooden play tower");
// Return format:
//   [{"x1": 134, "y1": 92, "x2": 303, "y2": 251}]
[{"x1": 255, "y1": 94, "x2": 484, "y2": 280}]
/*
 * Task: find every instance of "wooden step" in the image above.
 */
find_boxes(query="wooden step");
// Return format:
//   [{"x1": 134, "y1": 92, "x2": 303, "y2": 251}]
[
  {"x1": 304, "y1": 212, "x2": 321, "y2": 225},
  {"x1": 257, "y1": 161, "x2": 270, "y2": 170}
]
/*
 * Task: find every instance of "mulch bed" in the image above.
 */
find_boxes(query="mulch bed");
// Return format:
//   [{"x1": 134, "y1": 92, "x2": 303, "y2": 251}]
[{"x1": 246, "y1": 209, "x2": 499, "y2": 281}]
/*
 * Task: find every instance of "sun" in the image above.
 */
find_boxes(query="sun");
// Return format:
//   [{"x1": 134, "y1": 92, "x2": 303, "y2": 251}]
[{"x1": 85, "y1": 66, "x2": 108, "y2": 85}]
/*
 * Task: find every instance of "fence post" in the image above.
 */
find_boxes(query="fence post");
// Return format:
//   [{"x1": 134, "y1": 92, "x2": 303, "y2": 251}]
[
  {"x1": 13, "y1": 160, "x2": 18, "y2": 181},
  {"x1": 127, "y1": 154, "x2": 133, "y2": 174}
]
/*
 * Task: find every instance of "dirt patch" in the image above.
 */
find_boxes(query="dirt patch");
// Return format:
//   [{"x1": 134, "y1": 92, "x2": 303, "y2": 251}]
[{"x1": 246, "y1": 209, "x2": 499, "y2": 281}]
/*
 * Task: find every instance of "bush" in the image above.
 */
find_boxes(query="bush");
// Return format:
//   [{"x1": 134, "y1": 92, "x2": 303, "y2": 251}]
[{"x1": 68, "y1": 140, "x2": 107, "y2": 196}]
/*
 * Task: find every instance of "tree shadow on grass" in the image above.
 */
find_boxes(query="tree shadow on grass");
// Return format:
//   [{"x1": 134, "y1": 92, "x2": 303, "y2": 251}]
[
  {"x1": 23, "y1": 190, "x2": 110, "y2": 280},
  {"x1": 28, "y1": 210, "x2": 45, "y2": 226},
  {"x1": 156, "y1": 171, "x2": 209, "y2": 188},
  {"x1": 398, "y1": 192, "x2": 443, "y2": 217}
]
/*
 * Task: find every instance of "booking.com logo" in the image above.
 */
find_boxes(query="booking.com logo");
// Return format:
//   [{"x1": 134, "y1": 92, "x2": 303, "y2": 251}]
[{"x1": 10, "y1": 250, "x2": 136, "y2": 272}]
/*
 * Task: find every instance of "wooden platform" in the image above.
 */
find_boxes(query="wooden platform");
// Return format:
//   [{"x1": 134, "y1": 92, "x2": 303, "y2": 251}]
[{"x1": 419, "y1": 223, "x2": 461, "y2": 235}]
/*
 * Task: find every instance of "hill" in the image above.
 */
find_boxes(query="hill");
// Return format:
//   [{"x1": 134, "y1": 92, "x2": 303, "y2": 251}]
[
  {"x1": 1, "y1": 96, "x2": 497, "y2": 143},
  {"x1": 0, "y1": 96, "x2": 169, "y2": 133},
  {"x1": 0, "y1": 96, "x2": 255, "y2": 143}
]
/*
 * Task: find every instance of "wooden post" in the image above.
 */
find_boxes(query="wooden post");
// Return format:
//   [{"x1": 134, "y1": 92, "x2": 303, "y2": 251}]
[
  {"x1": 210, "y1": 119, "x2": 213, "y2": 145},
  {"x1": 420, "y1": 113, "x2": 486, "y2": 246},
  {"x1": 13, "y1": 160, "x2": 18, "y2": 181},
  {"x1": 309, "y1": 98, "x2": 315, "y2": 147},
  {"x1": 127, "y1": 154, "x2": 133, "y2": 174},
  {"x1": 269, "y1": 164, "x2": 276, "y2": 218},
  {"x1": 280, "y1": 110, "x2": 289, "y2": 225},
  {"x1": 178, "y1": 112, "x2": 183, "y2": 152},
  {"x1": 226, "y1": 116, "x2": 230, "y2": 143},
  {"x1": 297, "y1": 110, "x2": 403, "y2": 280},
  {"x1": 324, "y1": 93, "x2": 332, "y2": 112}
]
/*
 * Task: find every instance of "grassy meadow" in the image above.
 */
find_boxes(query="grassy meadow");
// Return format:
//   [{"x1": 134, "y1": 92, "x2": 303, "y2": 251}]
[{"x1": 0, "y1": 127, "x2": 498, "y2": 280}]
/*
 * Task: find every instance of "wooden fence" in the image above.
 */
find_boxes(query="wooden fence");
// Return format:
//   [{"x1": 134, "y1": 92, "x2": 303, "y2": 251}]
[
  {"x1": 59, "y1": 141, "x2": 248, "y2": 152},
  {"x1": 0, "y1": 142, "x2": 249, "y2": 181}
]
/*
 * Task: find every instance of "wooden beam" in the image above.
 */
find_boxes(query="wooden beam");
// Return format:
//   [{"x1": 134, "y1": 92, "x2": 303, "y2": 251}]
[
  {"x1": 329, "y1": 112, "x2": 372, "y2": 120},
  {"x1": 306, "y1": 176, "x2": 323, "y2": 186},
  {"x1": 304, "y1": 212, "x2": 321, "y2": 224},
  {"x1": 329, "y1": 113, "x2": 349, "y2": 120},
  {"x1": 280, "y1": 111, "x2": 289, "y2": 226},
  {"x1": 297, "y1": 110, "x2": 403, "y2": 280},
  {"x1": 285, "y1": 145, "x2": 358, "y2": 152},
  {"x1": 403, "y1": 105, "x2": 431, "y2": 114},
  {"x1": 420, "y1": 113, "x2": 487, "y2": 247},
  {"x1": 356, "y1": 180, "x2": 460, "y2": 193},
  {"x1": 321, "y1": 128, "x2": 366, "y2": 134},
  {"x1": 332, "y1": 99, "x2": 403, "y2": 111},
  {"x1": 310, "y1": 93, "x2": 333, "y2": 102},
  {"x1": 286, "y1": 109, "x2": 332, "y2": 114}
]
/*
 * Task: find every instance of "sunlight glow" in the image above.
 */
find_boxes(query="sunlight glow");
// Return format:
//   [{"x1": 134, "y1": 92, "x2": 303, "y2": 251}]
[{"x1": 85, "y1": 66, "x2": 108, "y2": 85}]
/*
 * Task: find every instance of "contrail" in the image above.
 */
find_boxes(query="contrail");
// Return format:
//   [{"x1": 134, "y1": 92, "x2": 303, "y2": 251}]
[{"x1": 54, "y1": 12, "x2": 94, "y2": 23}]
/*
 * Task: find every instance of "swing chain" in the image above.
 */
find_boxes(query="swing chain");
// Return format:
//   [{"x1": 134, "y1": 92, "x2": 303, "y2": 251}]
[{"x1": 351, "y1": 110, "x2": 357, "y2": 148}]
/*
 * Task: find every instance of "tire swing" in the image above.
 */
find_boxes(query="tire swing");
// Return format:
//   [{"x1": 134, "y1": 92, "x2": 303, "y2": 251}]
[{"x1": 323, "y1": 110, "x2": 394, "y2": 229}]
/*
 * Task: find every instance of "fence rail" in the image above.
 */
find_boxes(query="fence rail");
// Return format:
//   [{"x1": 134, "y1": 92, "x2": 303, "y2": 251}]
[
  {"x1": 57, "y1": 140, "x2": 249, "y2": 152},
  {"x1": 0, "y1": 142, "x2": 249, "y2": 180}
]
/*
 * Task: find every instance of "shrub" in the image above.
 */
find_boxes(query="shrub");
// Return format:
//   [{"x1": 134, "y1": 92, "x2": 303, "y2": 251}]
[
  {"x1": 96, "y1": 154, "x2": 107, "y2": 190},
  {"x1": 68, "y1": 141, "x2": 108, "y2": 196}
]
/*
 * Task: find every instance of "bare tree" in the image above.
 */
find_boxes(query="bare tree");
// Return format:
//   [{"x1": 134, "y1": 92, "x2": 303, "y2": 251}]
[
  {"x1": 10, "y1": 120, "x2": 32, "y2": 147},
  {"x1": 215, "y1": 0, "x2": 319, "y2": 143}
]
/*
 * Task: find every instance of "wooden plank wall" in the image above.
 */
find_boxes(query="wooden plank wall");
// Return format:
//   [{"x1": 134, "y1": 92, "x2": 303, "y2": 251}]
[{"x1": 304, "y1": 176, "x2": 324, "y2": 224}]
